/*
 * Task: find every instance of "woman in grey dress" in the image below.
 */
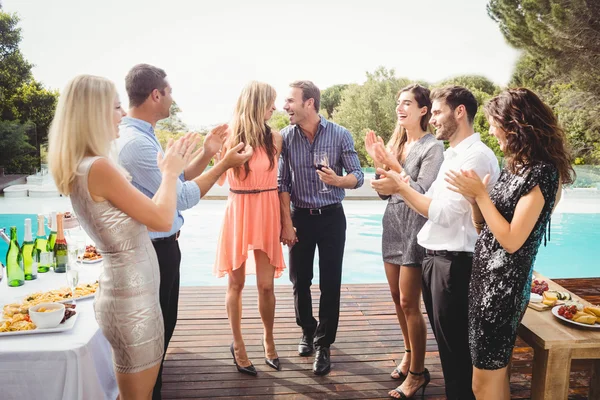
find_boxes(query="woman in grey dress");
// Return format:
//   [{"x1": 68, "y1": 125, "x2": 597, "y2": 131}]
[
  {"x1": 48, "y1": 75, "x2": 196, "y2": 400},
  {"x1": 366, "y1": 84, "x2": 443, "y2": 399}
]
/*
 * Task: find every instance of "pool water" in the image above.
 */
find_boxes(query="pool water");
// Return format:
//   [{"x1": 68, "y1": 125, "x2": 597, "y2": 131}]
[{"x1": 1, "y1": 202, "x2": 597, "y2": 286}]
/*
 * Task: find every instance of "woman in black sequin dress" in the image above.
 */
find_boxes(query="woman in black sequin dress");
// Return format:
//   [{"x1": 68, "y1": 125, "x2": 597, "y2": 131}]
[{"x1": 446, "y1": 88, "x2": 575, "y2": 399}]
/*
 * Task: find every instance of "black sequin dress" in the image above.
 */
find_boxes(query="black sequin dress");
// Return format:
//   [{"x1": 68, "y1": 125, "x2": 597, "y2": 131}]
[{"x1": 469, "y1": 162, "x2": 559, "y2": 370}]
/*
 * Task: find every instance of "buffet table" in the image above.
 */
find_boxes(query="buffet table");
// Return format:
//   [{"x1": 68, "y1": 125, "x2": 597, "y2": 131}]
[{"x1": 0, "y1": 264, "x2": 117, "y2": 400}]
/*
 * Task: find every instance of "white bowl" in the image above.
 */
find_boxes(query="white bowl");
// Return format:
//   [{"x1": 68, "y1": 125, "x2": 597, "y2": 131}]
[{"x1": 29, "y1": 303, "x2": 65, "y2": 329}]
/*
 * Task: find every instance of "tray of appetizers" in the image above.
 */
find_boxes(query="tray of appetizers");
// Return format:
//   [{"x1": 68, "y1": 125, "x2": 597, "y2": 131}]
[
  {"x1": 0, "y1": 303, "x2": 78, "y2": 336},
  {"x1": 2, "y1": 282, "x2": 99, "y2": 319},
  {"x1": 551, "y1": 303, "x2": 600, "y2": 328},
  {"x1": 77, "y1": 245, "x2": 103, "y2": 264}
]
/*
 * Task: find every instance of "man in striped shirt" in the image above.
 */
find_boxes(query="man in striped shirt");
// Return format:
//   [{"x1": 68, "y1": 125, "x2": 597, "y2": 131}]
[{"x1": 278, "y1": 80, "x2": 364, "y2": 376}]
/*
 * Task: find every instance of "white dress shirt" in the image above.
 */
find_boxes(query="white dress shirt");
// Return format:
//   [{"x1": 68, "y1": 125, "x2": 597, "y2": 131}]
[{"x1": 417, "y1": 133, "x2": 500, "y2": 252}]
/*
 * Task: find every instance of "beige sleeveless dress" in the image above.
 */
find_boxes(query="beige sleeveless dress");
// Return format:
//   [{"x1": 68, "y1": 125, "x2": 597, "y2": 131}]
[{"x1": 70, "y1": 156, "x2": 164, "y2": 373}]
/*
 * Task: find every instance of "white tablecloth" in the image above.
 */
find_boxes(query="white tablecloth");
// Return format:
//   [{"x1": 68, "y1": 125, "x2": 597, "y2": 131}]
[{"x1": 0, "y1": 264, "x2": 117, "y2": 400}]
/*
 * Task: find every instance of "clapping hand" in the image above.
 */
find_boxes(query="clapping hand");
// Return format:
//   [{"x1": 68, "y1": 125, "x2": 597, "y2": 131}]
[
  {"x1": 365, "y1": 130, "x2": 384, "y2": 162},
  {"x1": 370, "y1": 168, "x2": 409, "y2": 196},
  {"x1": 221, "y1": 142, "x2": 254, "y2": 168},
  {"x1": 203, "y1": 124, "x2": 228, "y2": 157},
  {"x1": 445, "y1": 169, "x2": 491, "y2": 204},
  {"x1": 158, "y1": 136, "x2": 199, "y2": 177}
]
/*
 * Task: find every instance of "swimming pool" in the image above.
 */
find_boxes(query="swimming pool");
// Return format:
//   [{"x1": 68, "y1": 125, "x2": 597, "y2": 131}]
[{"x1": 1, "y1": 198, "x2": 597, "y2": 286}]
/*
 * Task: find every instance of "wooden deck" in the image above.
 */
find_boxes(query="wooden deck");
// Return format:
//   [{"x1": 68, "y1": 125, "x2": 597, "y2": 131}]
[{"x1": 162, "y1": 278, "x2": 600, "y2": 399}]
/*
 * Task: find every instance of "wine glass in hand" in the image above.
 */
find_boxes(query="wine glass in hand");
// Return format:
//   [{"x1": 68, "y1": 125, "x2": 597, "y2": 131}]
[{"x1": 314, "y1": 151, "x2": 332, "y2": 193}]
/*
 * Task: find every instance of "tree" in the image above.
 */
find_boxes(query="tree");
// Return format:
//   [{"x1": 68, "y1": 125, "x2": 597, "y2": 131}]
[
  {"x1": 268, "y1": 111, "x2": 290, "y2": 131},
  {"x1": 0, "y1": 120, "x2": 36, "y2": 174},
  {"x1": 10, "y1": 81, "x2": 59, "y2": 152},
  {"x1": 320, "y1": 84, "x2": 348, "y2": 118},
  {"x1": 0, "y1": 9, "x2": 58, "y2": 172},
  {"x1": 511, "y1": 53, "x2": 600, "y2": 163},
  {"x1": 333, "y1": 67, "x2": 411, "y2": 165},
  {"x1": 488, "y1": 0, "x2": 600, "y2": 97},
  {"x1": 156, "y1": 102, "x2": 187, "y2": 133},
  {"x1": 0, "y1": 11, "x2": 32, "y2": 118}
]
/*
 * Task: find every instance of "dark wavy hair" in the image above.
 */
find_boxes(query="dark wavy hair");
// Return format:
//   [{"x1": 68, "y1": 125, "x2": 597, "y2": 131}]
[
  {"x1": 388, "y1": 84, "x2": 432, "y2": 159},
  {"x1": 484, "y1": 88, "x2": 575, "y2": 184}
]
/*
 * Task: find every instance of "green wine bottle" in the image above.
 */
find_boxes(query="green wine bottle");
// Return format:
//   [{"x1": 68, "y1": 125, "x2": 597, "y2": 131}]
[
  {"x1": 47, "y1": 211, "x2": 57, "y2": 269},
  {"x1": 22, "y1": 218, "x2": 37, "y2": 280},
  {"x1": 34, "y1": 214, "x2": 50, "y2": 273},
  {"x1": 53, "y1": 213, "x2": 68, "y2": 273},
  {"x1": 6, "y1": 226, "x2": 24, "y2": 287}
]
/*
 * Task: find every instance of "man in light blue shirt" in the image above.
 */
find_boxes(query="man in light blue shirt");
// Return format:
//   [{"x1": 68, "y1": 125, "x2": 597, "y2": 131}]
[{"x1": 117, "y1": 64, "x2": 252, "y2": 399}]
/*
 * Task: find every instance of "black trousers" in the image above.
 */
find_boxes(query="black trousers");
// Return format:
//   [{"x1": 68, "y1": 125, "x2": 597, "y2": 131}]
[
  {"x1": 151, "y1": 239, "x2": 182, "y2": 400},
  {"x1": 421, "y1": 252, "x2": 475, "y2": 400},
  {"x1": 289, "y1": 205, "x2": 346, "y2": 349}
]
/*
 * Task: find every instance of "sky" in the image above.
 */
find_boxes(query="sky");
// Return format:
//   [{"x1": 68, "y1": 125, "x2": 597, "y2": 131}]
[{"x1": 4, "y1": 0, "x2": 521, "y2": 129}]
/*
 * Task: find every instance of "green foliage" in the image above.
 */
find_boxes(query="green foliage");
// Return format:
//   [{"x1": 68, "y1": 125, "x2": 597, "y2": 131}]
[
  {"x1": 156, "y1": 102, "x2": 187, "y2": 134},
  {"x1": 268, "y1": 110, "x2": 290, "y2": 131},
  {"x1": 320, "y1": 84, "x2": 348, "y2": 119},
  {"x1": 332, "y1": 67, "x2": 411, "y2": 165},
  {"x1": 0, "y1": 9, "x2": 58, "y2": 172},
  {"x1": 9, "y1": 81, "x2": 59, "y2": 148},
  {"x1": 487, "y1": 0, "x2": 600, "y2": 97},
  {"x1": 510, "y1": 53, "x2": 600, "y2": 163},
  {"x1": 0, "y1": 120, "x2": 36, "y2": 173}
]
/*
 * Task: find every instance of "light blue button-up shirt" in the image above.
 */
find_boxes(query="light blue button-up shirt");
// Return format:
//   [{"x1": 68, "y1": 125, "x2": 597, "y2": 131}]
[{"x1": 116, "y1": 117, "x2": 201, "y2": 239}]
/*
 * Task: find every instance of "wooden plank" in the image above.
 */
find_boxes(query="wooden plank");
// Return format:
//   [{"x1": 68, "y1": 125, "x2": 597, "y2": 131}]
[{"x1": 164, "y1": 280, "x2": 599, "y2": 399}]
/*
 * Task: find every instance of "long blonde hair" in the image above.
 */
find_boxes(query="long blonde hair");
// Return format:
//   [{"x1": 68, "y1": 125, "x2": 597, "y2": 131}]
[
  {"x1": 48, "y1": 75, "x2": 118, "y2": 195},
  {"x1": 228, "y1": 81, "x2": 277, "y2": 179}
]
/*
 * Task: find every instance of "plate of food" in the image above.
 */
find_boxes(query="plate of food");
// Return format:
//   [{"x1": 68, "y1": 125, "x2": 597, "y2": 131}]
[
  {"x1": 77, "y1": 245, "x2": 103, "y2": 264},
  {"x1": 2, "y1": 282, "x2": 99, "y2": 319},
  {"x1": 0, "y1": 303, "x2": 78, "y2": 336},
  {"x1": 552, "y1": 304, "x2": 600, "y2": 328}
]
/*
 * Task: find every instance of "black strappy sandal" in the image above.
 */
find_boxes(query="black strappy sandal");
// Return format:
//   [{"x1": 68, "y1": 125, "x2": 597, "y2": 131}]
[
  {"x1": 389, "y1": 368, "x2": 430, "y2": 399},
  {"x1": 390, "y1": 349, "x2": 410, "y2": 380}
]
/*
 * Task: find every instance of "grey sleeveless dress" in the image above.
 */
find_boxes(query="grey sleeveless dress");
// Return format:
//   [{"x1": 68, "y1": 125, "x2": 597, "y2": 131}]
[
  {"x1": 70, "y1": 156, "x2": 164, "y2": 374},
  {"x1": 380, "y1": 134, "x2": 444, "y2": 266}
]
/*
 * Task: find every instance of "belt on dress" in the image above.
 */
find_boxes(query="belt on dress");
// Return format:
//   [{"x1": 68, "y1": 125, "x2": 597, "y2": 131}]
[
  {"x1": 151, "y1": 231, "x2": 180, "y2": 242},
  {"x1": 229, "y1": 188, "x2": 278, "y2": 194},
  {"x1": 293, "y1": 202, "x2": 342, "y2": 216},
  {"x1": 425, "y1": 249, "x2": 473, "y2": 257}
]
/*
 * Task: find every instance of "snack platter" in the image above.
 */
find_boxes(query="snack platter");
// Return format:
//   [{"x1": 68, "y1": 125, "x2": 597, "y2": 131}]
[
  {"x1": 552, "y1": 304, "x2": 600, "y2": 328},
  {"x1": 77, "y1": 245, "x2": 102, "y2": 264},
  {"x1": 0, "y1": 304, "x2": 79, "y2": 336},
  {"x1": 0, "y1": 282, "x2": 98, "y2": 335}
]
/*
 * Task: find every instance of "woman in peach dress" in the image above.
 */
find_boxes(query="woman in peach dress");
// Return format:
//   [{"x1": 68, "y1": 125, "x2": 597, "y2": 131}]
[{"x1": 214, "y1": 81, "x2": 285, "y2": 376}]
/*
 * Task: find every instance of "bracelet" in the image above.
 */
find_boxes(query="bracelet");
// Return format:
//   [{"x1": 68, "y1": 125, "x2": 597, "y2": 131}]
[{"x1": 473, "y1": 220, "x2": 485, "y2": 230}]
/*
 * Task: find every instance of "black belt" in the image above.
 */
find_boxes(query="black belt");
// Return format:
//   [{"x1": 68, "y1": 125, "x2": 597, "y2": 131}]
[
  {"x1": 425, "y1": 249, "x2": 473, "y2": 257},
  {"x1": 294, "y1": 203, "x2": 342, "y2": 216},
  {"x1": 151, "y1": 231, "x2": 180, "y2": 242},
  {"x1": 230, "y1": 188, "x2": 277, "y2": 194}
]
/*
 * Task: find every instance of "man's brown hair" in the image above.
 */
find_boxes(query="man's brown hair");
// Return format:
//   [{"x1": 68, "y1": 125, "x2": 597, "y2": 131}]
[
  {"x1": 430, "y1": 85, "x2": 478, "y2": 125},
  {"x1": 290, "y1": 80, "x2": 320, "y2": 112},
  {"x1": 125, "y1": 64, "x2": 168, "y2": 108}
]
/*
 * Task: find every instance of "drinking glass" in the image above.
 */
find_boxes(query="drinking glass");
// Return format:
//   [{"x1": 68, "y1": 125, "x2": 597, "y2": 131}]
[{"x1": 313, "y1": 151, "x2": 332, "y2": 193}]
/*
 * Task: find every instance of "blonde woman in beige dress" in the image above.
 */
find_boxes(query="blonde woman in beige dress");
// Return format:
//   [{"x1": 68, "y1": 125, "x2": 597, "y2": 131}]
[{"x1": 48, "y1": 75, "x2": 198, "y2": 400}]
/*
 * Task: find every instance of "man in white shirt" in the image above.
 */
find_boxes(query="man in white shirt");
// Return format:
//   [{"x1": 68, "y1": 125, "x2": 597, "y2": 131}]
[{"x1": 371, "y1": 86, "x2": 500, "y2": 400}]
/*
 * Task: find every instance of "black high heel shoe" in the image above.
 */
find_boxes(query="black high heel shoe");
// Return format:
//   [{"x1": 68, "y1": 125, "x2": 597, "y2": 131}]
[
  {"x1": 262, "y1": 338, "x2": 280, "y2": 370},
  {"x1": 389, "y1": 368, "x2": 430, "y2": 399},
  {"x1": 230, "y1": 343, "x2": 257, "y2": 376},
  {"x1": 391, "y1": 349, "x2": 410, "y2": 380}
]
